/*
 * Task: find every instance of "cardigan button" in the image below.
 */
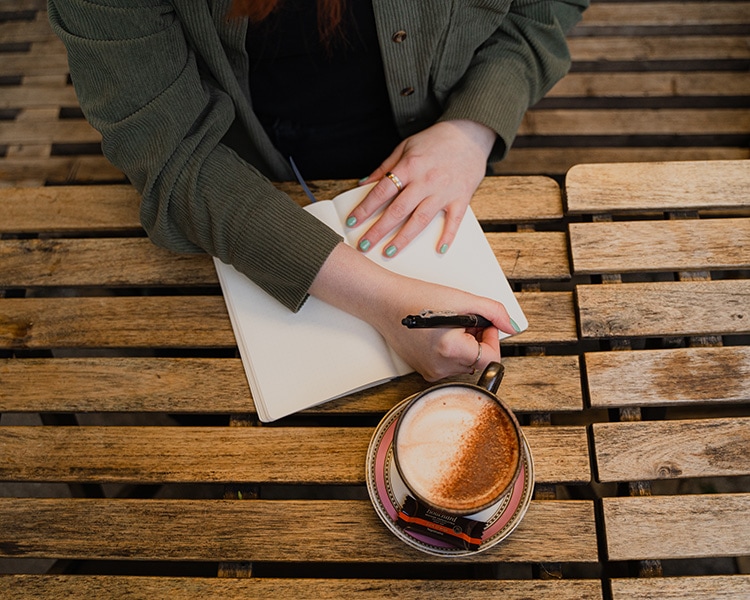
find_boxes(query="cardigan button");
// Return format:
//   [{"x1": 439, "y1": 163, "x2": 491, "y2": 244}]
[
  {"x1": 400, "y1": 86, "x2": 415, "y2": 97},
  {"x1": 391, "y1": 30, "x2": 407, "y2": 43}
]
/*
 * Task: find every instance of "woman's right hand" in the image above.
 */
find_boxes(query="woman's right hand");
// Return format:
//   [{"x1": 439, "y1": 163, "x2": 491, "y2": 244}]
[{"x1": 309, "y1": 243, "x2": 518, "y2": 381}]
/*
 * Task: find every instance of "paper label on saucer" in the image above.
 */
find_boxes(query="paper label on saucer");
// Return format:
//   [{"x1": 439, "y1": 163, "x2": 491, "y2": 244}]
[{"x1": 396, "y1": 495, "x2": 485, "y2": 551}]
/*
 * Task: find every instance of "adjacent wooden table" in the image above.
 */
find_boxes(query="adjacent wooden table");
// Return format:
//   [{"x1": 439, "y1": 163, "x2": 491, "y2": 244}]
[{"x1": 1, "y1": 162, "x2": 748, "y2": 598}]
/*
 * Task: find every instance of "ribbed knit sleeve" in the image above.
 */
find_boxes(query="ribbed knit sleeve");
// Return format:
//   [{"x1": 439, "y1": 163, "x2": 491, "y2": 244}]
[
  {"x1": 48, "y1": 0, "x2": 342, "y2": 312},
  {"x1": 438, "y1": 0, "x2": 589, "y2": 162}
]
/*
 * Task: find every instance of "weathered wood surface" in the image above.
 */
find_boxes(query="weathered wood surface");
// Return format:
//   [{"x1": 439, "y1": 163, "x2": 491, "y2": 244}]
[
  {"x1": 577, "y1": 2, "x2": 750, "y2": 27},
  {"x1": 500, "y1": 148, "x2": 749, "y2": 177},
  {"x1": 0, "y1": 575, "x2": 604, "y2": 600},
  {"x1": 565, "y1": 160, "x2": 750, "y2": 214},
  {"x1": 585, "y1": 346, "x2": 750, "y2": 408},
  {"x1": 0, "y1": 354, "x2": 584, "y2": 414},
  {"x1": 610, "y1": 575, "x2": 750, "y2": 600},
  {"x1": 0, "y1": 292, "x2": 575, "y2": 349},
  {"x1": 577, "y1": 280, "x2": 750, "y2": 339},
  {"x1": 0, "y1": 232, "x2": 569, "y2": 287},
  {"x1": 0, "y1": 176, "x2": 564, "y2": 231},
  {"x1": 567, "y1": 36, "x2": 750, "y2": 62},
  {"x1": 550, "y1": 72, "x2": 750, "y2": 99},
  {"x1": 0, "y1": 425, "x2": 590, "y2": 485},
  {"x1": 602, "y1": 493, "x2": 750, "y2": 561},
  {"x1": 569, "y1": 218, "x2": 750, "y2": 274},
  {"x1": 593, "y1": 417, "x2": 750, "y2": 482},
  {"x1": 0, "y1": 498, "x2": 599, "y2": 563},
  {"x1": 518, "y1": 109, "x2": 750, "y2": 137},
  {"x1": 0, "y1": 185, "x2": 141, "y2": 233}
]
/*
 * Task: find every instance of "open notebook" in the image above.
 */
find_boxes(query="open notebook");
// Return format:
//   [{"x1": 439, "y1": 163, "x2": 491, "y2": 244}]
[{"x1": 214, "y1": 184, "x2": 528, "y2": 422}]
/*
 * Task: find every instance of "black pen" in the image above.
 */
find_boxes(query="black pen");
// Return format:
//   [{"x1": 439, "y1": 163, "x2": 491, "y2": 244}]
[{"x1": 401, "y1": 311, "x2": 493, "y2": 329}]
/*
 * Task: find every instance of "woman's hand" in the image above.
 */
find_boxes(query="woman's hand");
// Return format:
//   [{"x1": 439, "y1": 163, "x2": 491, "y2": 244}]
[
  {"x1": 347, "y1": 119, "x2": 496, "y2": 258},
  {"x1": 309, "y1": 243, "x2": 518, "y2": 382}
]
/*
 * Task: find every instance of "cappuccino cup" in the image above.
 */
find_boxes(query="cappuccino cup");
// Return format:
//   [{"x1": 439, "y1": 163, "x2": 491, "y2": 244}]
[{"x1": 393, "y1": 362, "x2": 522, "y2": 517}]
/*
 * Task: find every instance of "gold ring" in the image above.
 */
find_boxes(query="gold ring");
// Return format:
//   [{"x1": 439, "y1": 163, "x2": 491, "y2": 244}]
[
  {"x1": 468, "y1": 340, "x2": 482, "y2": 375},
  {"x1": 386, "y1": 171, "x2": 403, "y2": 192}
]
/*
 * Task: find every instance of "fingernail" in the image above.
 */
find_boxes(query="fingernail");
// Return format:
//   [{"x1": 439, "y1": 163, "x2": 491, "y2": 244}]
[
  {"x1": 510, "y1": 318, "x2": 522, "y2": 333},
  {"x1": 439, "y1": 243, "x2": 449, "y2": 254},
  {"x1": 357, "y1": 177, "x2": 368, "y2": 185},
  {"x1": 358, "y1": 239, "x2": 371, "y2": 252},
  {"x1": 384, "y1": 245, "x2": 397, "y2": 257},
  {"x1": 346, "y1": 216, "x2": 357, "y2": 227}
]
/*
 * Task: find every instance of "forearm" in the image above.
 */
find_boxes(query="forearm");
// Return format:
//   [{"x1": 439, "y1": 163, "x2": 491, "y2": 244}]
[{"x1": 49, "y1": 0, "x2": 340, "y2": 311}]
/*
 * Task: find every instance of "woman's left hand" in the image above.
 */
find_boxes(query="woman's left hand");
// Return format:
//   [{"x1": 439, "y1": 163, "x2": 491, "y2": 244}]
[{"x1": 347, "y1": 119, "x2": 496, "y2": 257}]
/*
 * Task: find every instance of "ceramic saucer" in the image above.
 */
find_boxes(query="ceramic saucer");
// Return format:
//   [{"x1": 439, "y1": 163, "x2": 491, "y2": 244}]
[{"x1": 365, "y1": 397, "x2": 534, "y2": 557}]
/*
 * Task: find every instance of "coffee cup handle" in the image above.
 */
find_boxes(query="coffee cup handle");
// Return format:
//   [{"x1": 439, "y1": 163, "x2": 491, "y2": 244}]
[{"x1": 478, "y1": 362, "x2": 504, "y2": 394}]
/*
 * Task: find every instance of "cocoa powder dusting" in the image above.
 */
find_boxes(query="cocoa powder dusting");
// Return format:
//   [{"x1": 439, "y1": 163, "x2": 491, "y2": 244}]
[{"x1": 433, "y1": 397, "x2": 520, "y2": 511}]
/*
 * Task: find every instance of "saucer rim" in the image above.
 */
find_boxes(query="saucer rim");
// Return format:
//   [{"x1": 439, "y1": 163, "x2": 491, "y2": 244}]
[{"x1": 365, "y1": 396, "x2": 534, "y2": 557}]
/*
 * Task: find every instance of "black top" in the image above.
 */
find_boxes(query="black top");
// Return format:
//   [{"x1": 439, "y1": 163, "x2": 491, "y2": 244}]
[{"x1": 247, "y1": 0, "x2": 401, "y2": 179}]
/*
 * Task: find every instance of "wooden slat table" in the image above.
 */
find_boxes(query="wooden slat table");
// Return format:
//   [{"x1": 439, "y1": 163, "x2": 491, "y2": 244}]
[
  {"x1": 567, "y1": 159, "x2": 750, "y2": 599},
  {"x1": 0, "y1": 176, "x2": 600, "y2": 598}
]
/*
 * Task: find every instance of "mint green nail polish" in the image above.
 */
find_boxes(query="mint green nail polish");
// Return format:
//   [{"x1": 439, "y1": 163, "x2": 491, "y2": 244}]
[
  {"x1": 510, "y1": 318, "x2": 522, "y2": 333},
  {"x1": 385, "y1": 245, "x2": 397, "y2": 257},
  {"x1": 358, "y1": 177, "x2": 368, "y2": 185},
  {"x1": 346, "y1": 216, "x2": 357, "y2": 227},
  {"x1": 439, "y1": 243, "x2": 449, "y2": 254},
  {"x1": 359, "y1": 239, "x2": 371, "y2": 252}
]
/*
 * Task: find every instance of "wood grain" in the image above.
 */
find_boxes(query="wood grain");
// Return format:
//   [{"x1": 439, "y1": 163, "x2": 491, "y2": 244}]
[
  {"x1": 0, "y1": 498, "x2": 598, "y2": 563},
  {"x1": 0, "y1": 176, "x2": 562, "y2": 232},
  {"x1": 0, "y1": 296, "x2": 235, "y2": 350},
  {"x1": 487, "y1": 231, "x2": 570, "y2": 281},
  {"x1": 494, "y1": 148, "x2": 749, "y2": 178},
  {"x1": 0, "y1": 238, "x2": 217, "y2": 287},
  {"x1": 610, "y1": 576, "x2": 750, "y2": 600},
  {"x1": 578, "y1": 2, "x2": 750, "y2": 27},
  {"x1": 0, "y1": 354, "x2": 583, "y2": 414},
  {"x1": 0, "y1": 425, "x2": 590, "y2": 485},
  {"x1": 569, "y1": 219, "x2": 750, "y2": 274},
  {"x1": 1, "y1": 575, "x2": 603, "y2": 600},
  {"x1": 565, "y1": 160, "x2": 750, "y2": 214},
  {"x1": 549, "y1": 72, "x2": 750, "y2": 99},
  {"x1": 519, "y1": 109, "x2": 750, "y2": 137},
  {"x1": 568, "y1": 36, "x2": 750, "y2": 62},
  {"x1": 0, "y1": 232, "x2": 569, "y2": 287},
  {"x1": 0, "y1": 292, "x2": 576, "y2": 349},
  {"x1": 0, "y1": 185, "x2": 141, "y2": 233},
  {"x1": 585, "y1": 346, "x2": 750, "y2": 408},
  {"x1": 603, "y1": 493, "x2": 750, "y2": 560},
  {"x1": 577, "y1": 280, "x2": 750, "y2": 339},
  {"x1": 593, "y1": 417, "x2": 750, "y2": 481}
]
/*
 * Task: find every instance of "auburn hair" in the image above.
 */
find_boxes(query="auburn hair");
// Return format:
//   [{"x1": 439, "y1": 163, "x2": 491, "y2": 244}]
[{"x1": 229, "y1": 0, "x2": 346, "y2": 43}]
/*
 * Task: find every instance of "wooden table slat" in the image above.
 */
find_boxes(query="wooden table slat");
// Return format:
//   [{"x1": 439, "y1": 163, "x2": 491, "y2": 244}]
[
  {"x1": 0, "y1": 354, "x2": 584, "y2": 414},
  {"x1": 577, "y1": 280, "x2": 750, "y2": 339},
  {"x1": 0, "y1": 177, "x2": 563, "y2": 233},
  {"x1": 0, "y1": 575, "x2": 604, "y2": 600},
  {"x1": 579, "y1": 2, "x2": 750, "y2": 28},
  {"x1": 565, "y1": 160, "x2": 750, "y2": 214},
  {"x1": 569, "y1": 218, "x2": 750, "y2": 274},
  {"x1": 0, "y1": 232, "x2": 569, "y2": 287},
  {"x1": 568, "y1": 36, "x2": 750, "y2": 62},
  {"x1": 603, "y1": 493, "x2": 750, "y2": 561},
  {"x1": 0, "y1": 425, "x2": 590, "y2": 485},
  {"x1": 0, "y1": 292, "x2": 577, "y2": 349},
  {"x1": 0, "y1": 498, "x2": 599, "y2": 563},
  {"x1": 593, "y1": 417, "x2": 750, "y2": 482},
  {"x1": 610, "y1": 575, "x2": 750, "y2": 600},
  {"x1": 520, "y1": 109, "x2": 750, "y2": 137},
  {"x1": 585, "y1": 346, "x2": 750, "y2": 408}
]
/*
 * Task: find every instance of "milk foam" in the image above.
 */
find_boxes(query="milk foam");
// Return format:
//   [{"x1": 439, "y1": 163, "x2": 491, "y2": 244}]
[{"x1": 395, "y1": 386, "x2": 519, "y2": 512}]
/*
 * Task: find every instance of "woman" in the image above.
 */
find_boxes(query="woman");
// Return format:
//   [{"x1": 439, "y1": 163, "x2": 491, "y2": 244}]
[{"x1": 48, "y1": 0, "x2": 587, "y2": 381}]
